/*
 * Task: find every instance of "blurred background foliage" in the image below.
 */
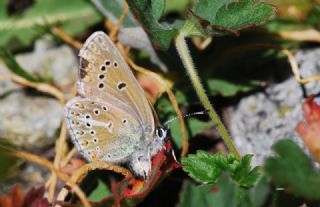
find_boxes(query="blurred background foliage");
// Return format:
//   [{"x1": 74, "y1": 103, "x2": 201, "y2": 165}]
[{"x1": 1, "y1": 0, "x2": 320, "y2": 207}]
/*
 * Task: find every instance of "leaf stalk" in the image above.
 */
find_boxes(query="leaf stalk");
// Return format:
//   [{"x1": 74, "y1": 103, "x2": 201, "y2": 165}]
[{"x1": 175, "y1": 31, "x2": 240, "y2": 159}]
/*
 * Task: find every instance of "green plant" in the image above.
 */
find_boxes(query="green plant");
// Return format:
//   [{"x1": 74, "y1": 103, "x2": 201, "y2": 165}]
[{"x1": 2, "y1": 1, "x2": 320, "y2": 207}]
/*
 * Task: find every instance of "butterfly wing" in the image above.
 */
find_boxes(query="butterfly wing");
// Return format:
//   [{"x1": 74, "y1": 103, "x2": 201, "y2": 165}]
[
  {"x1": 65, "y1": 97, "x2": 146, "y2": 163},
  {"x1": 77, "y1": 32, "x2": 155, "y2": 136}
]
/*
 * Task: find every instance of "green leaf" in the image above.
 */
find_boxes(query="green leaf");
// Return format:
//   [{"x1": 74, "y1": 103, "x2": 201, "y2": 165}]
[
  {"x1": 264, "y1": 19, "x2": 311, "y2": 33},
  {"x1": 182, "y1": 151, "x2": 260, "y2": 186},
  {"x1": 0, "y1": 1, "x2": 6, "y2": 19},
  {"x1": 151, "y1": 0, "x2": 165, "y2": 20},
  {"x1": 192, "y1": 0, "x2": 236, "y2": 24},
  {"x1": 240, "y1": 166, "x2": 260, "y2": 187},
  {"x1": 179, "y1": 174, "x2": 270, "y2": 207},
  {"x1": 0, "y1": 148, "x2": 19, "y2": 183},
  {"x1": 165, "y1": 0, "x2": 191, "y2": 14},
  {"x1": 214, "y1": 0, "x2": 275, "y2": 29},
  {"x1": 169, "y1": 117, "x2": 214, "y2": 148},
  {"x1": 179, "y1": 18, "x2": 206, "y2": 37},
  {"x1": 88, "y1": 179, "x2": 112, "y2": 202},
  {"x1": 206, "y1": 79, "x2": 261, "y2": 97},
  {"x1": 191, "y1": 0, "x2": 275, "y2": 34},
  {"x1": 179, "y1": 180, "x2": 208, "y2": 207},
  {"x1": 234, "y1": 154, "x2": 261, "y2": 187},
  {"x1": 251, "y1": 176, "x2": 270, "y2": 207},
  {"x1": 91, "y1": 0, "x2": 137, "y2": 27},
  {"x1": 127, "y1": 0, "x2": 179, "y2": 49},
  {"x1": 0, "y1": 48, "x2": 41, "y2": 82},
  {"x1": 265, "y1": 139, "x2": 320, "y2": 200},
  {"x1": 182, "y1": 151, "x2": 237, "y2": 183},
  {"x1": 156, "y1": 90, "x2": 188, "y2": 115},
  {"x1": 0, "y1": 0, "x2": 102, "y2": 50},
  {"x1": 205, "y1": 174, "x2": 241, "y2": 207}
]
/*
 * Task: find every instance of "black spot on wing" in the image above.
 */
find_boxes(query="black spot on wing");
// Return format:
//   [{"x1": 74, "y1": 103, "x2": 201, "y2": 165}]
[
  {"x1": 117, "y1": 82, "x2": 127, "y2": 90},
  {"x1": 80, "y1": 58, "x2": 89, "y2": 79}
]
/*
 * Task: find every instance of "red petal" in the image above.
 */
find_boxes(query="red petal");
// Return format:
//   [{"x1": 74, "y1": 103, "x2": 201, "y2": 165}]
[
  {"x1": 23, "y1": 186, "x2": 49, "y2": 207},
  {"x1": 304, "y1": 96, "x2": 320, "y2": 124},
  {"x1": 0, "y1": 184, "x2": 24, "y2": 207},
  {"x1": 296, "y1": 97, "x2": 320, "y2": 161}
]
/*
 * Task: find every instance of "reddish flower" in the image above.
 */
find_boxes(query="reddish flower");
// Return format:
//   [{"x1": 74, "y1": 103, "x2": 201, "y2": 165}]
[
  {"x1": 60, "y1": 158, "x2": 86, "y2": 176},
  {"x1": 137, "y1": 73, "x2": 166, "y2": 103},
  {"x1": 0, "y1": 184, "x2": 49, "y2": 207},
  {"x1": 0, "y1": 184, "x2": 24, "y2": 207},
  {"x1": 296, "y1": 96, "x2": 320, "y2": 161},
  {"x1": 92, "y1": 140, "x2": 180, "y2": 206}
]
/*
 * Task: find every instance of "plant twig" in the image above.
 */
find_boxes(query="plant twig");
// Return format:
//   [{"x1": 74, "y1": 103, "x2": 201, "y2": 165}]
[
  {"x1": 51, "y1": 26, "x2": 82, "y2": 49},
  {"x1": 60, "y1": 147, "x2": 77, "y2": 167},
  {"x1": 277, "y1": 28, "x2": 320, "y2": 43},
  {"x1": 109, "y1": 2, "x2": 129, "y2": 42},
  {"x1": 70, "y1": 161, "x2": 132, "y2": 183},
  {"x1": 56, "y1": 161, "x2": 132, "y2": 205},
  {"x1": 192, "y1": 36, "x2": 212, "y2": 50},
  {"x1": 0, "y1": 74, "x2": 65, "y2": 105},
  {"x1": 280, "y1": 48, "x2": 320, "y2": 84},
  {"x1": 3, "y1": 148, "x2": 91, "y2": 207},
  {"x1": 48, "y1": 122, "x2": 68, "y2": 203},
  {"x1": 175, "y1": 33, "x2": 240, "y2": 159}
]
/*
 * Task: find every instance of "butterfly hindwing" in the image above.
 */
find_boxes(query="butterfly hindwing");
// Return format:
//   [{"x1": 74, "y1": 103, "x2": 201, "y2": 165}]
[{"x1": 65, "y1": 97, "x2": 145, "y2": 163}]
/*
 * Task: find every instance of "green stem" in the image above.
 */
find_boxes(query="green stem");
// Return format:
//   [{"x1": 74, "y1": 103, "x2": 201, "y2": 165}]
[{"x1": 175, "y1": 34, "x2": 240, "y2": 160}]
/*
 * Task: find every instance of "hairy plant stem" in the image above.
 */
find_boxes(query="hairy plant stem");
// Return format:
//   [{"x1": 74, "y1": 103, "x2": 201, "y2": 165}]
[{"x1": 175, "y1": 34, "x2": 240, "y2": 159}]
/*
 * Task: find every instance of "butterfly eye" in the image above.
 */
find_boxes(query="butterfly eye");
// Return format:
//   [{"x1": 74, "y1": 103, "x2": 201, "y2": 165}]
[{"x1": 156, "y1": 127, "x2": 167, "y2": 140}]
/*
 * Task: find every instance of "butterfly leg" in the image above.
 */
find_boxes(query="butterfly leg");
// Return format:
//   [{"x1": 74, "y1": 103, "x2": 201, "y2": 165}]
[{"x1": 128, "y1": 150, "x2": 152, "y2": 179}]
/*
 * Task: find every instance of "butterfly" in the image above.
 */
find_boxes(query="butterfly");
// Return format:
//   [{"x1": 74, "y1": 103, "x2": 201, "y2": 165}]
[{"x1": 65, "y1": 31, "x2": 167, "y2": 179}]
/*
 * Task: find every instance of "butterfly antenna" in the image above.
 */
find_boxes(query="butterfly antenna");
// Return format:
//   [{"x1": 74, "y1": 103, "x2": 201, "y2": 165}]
[{"x1": 163, "y1": 110, "x2": 209, "y2": 127}]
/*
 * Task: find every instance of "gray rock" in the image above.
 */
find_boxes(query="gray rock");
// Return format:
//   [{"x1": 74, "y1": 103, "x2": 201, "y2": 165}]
[
  {"x1": 0, "y1": 39, "x2": 78, "y2": 149},
  {"x1": 0, "y1": 38, "x2": 78, "y2": 96},
  {"x1": 0, "y1": 91, "x2": 63, "y2": 149},
  {"x1": 228, "y1": 48, "x2": 320, "y2": 166}
]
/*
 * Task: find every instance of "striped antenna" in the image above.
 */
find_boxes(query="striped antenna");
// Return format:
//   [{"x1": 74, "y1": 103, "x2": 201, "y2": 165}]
[{"x1": 163, "y1": 110, "x2": 208, "y2": 126}]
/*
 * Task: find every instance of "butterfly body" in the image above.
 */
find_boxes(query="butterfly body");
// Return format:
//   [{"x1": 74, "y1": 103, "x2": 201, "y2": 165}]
[{"x1": 65, "y1": 32, "x2": 167, "y2": 179}]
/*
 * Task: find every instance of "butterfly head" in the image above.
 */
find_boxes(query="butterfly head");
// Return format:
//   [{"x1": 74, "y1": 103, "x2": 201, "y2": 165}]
[
  {"x1": 128, "y1": 126, "x2": 168, "y2": 179},
  {"x1": 155, "y1": 126, "x2": 168, "y2": 142}
]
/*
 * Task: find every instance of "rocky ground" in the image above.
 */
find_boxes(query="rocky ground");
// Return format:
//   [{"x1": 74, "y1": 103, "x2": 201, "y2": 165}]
[
  {"x1": 0, "y1": 38, "x2": 78, "y2": 193},
  {"x1": 229, "y1": 48, "x2": 320, "y2": 166}
]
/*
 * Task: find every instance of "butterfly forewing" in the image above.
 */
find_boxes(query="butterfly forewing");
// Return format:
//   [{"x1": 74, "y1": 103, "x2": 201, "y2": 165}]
[
  {"x1": 77, "y1": 32, "x2": 155, "y2": 135},
  {"x1": 65, "y1": 97, "x2": 144, "y2": 163}
]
